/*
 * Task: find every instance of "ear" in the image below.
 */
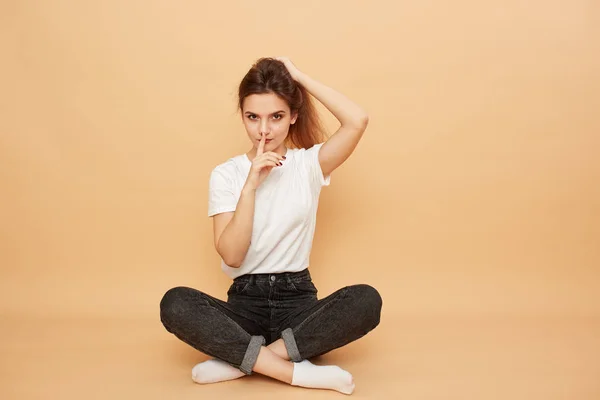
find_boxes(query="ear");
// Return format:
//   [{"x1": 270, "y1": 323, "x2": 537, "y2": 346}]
[{"x1": 290, "y1": 111, "x2": 298, "y2": 125}]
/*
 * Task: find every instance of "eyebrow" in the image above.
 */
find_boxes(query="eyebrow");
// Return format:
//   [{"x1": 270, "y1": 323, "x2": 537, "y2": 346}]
[{"x1": 244, "y1": 110, "x2": 286, "y2": 115}]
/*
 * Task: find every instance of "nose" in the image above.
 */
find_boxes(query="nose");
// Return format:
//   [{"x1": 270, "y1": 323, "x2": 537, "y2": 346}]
[{"x1": 259, "y1": 119, "x2": 271, "y2": 135}]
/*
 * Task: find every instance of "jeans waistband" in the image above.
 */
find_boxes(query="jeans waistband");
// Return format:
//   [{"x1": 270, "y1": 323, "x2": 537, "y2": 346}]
[{"x1": 233, "y1": 268, "x2": 312, "y2": 284}]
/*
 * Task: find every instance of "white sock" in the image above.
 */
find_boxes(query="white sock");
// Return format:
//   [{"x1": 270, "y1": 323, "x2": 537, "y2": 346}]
[
  {"x1": 191, "y1": 358, "x2": 245, "y2": 384},
  {"x1": 291, "y1": 359, "x2": 355, "y2": 395}
]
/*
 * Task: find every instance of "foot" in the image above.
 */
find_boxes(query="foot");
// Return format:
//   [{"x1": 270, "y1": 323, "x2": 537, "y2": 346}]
[
  {"x1": 291, "y1": 359, "x2": 355, "y2": 395},
  {"x1": 191, "y1": 358, "x2": 245, "y2": 384}
]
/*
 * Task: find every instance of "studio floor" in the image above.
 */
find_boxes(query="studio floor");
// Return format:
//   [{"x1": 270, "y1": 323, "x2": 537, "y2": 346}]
[{"x1": 1, "y1": 312, "x2": 599, "y2": 399}]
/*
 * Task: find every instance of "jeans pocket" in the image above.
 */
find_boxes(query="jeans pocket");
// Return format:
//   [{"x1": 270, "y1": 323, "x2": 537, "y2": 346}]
[
  {"x1": 227, "y1": 281, "x2": 251, "y2": 296},
  {"x1": 290, "y1": 279, "x2": 318, "y2": 295}
]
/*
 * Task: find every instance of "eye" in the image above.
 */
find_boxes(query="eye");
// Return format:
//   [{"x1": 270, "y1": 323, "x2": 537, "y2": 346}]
[
  {"x1": 272, "y1": 114, "x2": 283, "y2": 120},
  {"x1": 247, "y1": 114, "x2": 258, "y2": 120}
]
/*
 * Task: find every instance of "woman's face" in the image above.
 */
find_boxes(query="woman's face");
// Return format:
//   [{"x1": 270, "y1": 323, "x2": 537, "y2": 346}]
[{"x1": 241, "y1": 93, "x2": 297, "y2": 154}]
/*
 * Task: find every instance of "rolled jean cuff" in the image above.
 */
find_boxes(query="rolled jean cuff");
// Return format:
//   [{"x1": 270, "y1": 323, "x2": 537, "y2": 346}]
[
  {"x1": 281, "y1": 328, "x2": 302, "y2": 362},
  {"x1": 239, "y1": 335, "x2": 265, "y2": 375}
]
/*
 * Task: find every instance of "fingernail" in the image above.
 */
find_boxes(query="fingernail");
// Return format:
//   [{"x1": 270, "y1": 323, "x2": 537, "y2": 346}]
[{"x1": 278, "y1": 162, "x2": 282, "y2": 166}]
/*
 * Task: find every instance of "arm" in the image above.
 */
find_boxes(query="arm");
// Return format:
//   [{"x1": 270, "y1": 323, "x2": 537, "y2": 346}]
[
  {"x1": 212, "y1": 134, "x2": 283, "y2": 268},
  {"x1": 277, "y1": 57, "x2": 369, "y2": 177},
  {"x1": 213, "y1": 186, "x2": 256, "y2": 268}
]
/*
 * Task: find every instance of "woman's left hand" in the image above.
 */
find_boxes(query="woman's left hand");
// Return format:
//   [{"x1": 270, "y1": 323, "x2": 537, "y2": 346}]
[{"x1": 275, "y1": 56, "x2": 302, "y2": 81}]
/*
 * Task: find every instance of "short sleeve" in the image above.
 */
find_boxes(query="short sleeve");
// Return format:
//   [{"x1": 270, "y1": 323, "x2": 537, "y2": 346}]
[
  {"x1": 208, "y1": 167, "x2": 237, "y2": 217},
  {"x1": 304, "y1": 142, "x2": 331, "y2": 187}
]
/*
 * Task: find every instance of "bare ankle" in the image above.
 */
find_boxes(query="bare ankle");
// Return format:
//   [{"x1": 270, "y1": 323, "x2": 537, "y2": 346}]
[
  {"x1": 266, "y1": 338, "x2": 290, "y2": 360},
  {"x1": 253, "y1": 346, "x2": 294, "y2": 384}
]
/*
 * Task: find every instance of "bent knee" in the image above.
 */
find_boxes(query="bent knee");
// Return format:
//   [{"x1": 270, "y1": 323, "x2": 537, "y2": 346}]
[
  {"x1": 349, "y1": 284, "x2": 382, "y2": 308},
  {"x1": 159, "y1": 286, "x2": 197, "y2": 327},
  {"x1": 348, "y1": 284, "x2": 383, "y2": 328}
]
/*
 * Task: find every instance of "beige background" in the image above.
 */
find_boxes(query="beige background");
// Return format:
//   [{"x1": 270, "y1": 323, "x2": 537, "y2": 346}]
[{"x1": 1, "y1": 0, "x2": 599, "y2": 399}]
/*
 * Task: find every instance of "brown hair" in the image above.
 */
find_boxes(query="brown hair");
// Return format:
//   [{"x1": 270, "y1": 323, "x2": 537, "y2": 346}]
[{"x1": 238, "y1": 58, "x2": 325, "y2": 149}]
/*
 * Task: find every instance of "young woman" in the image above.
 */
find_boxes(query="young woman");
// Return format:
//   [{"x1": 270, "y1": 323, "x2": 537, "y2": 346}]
[{"x1": 160, "y1": 57, "x2": 382, "y2": 395}]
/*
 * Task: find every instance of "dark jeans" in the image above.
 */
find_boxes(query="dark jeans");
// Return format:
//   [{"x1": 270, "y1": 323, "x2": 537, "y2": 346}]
[{"x1": 160, "y1": 268, "x2": 382, "y2": 375}]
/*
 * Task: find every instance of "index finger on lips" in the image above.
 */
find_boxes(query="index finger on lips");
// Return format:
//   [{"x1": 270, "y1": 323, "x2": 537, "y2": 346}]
[{"x1": 257, "y1": 133, "x2": 266, "y2": 156}]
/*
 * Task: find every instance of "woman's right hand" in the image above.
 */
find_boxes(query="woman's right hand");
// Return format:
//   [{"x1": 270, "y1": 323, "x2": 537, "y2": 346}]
[{"x1": 245, "y1": 134, "x2": 285, "y2": 190}]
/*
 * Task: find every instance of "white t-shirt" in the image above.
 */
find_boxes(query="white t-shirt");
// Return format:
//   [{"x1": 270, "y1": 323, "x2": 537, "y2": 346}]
[{"x1": 208, "y1": 143, "x2": 330, "y2": 279}]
